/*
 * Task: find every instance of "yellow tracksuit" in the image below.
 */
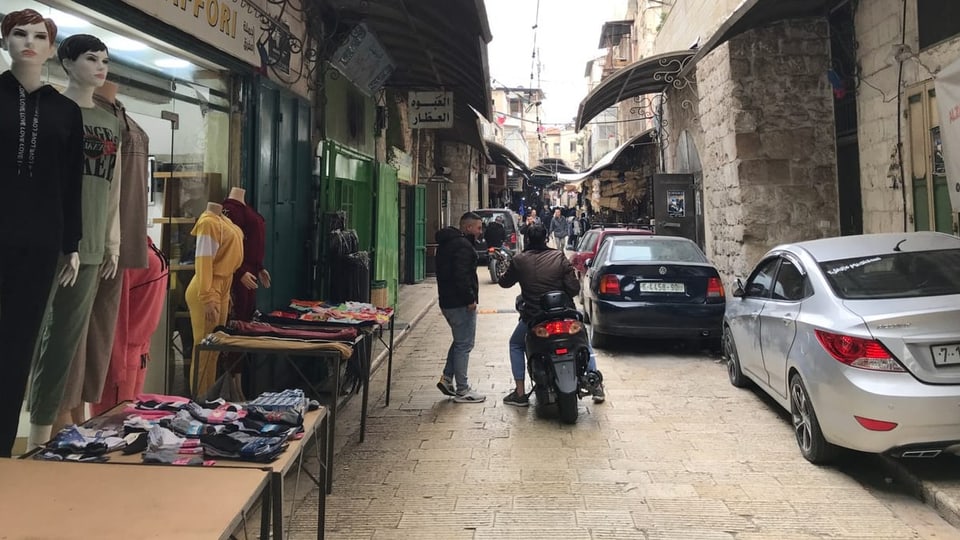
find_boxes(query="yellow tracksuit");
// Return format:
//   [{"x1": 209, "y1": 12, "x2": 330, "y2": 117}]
[{"x1": 186, "y1": 210, "x2": 244, "y2": 397}]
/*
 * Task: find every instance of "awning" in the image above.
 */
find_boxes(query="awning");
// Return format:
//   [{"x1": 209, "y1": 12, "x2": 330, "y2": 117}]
[
  {"x1": 485, "y1": 140, "x2": 530, "y2": 173},
  {"x1": 327, "y1": 0, "x2": 492, "y2": 149},
  {"x1": 557, "y1": 129, "x2": 655, "y2": 183},
  {"x1": 599, "y1": 20, "x2": 634, "y2": 48},
  {"x1": 690, "y1": 0, "x2": 844, "y2": 67},
  {"x1": 575, "y1": 50, "x2": 695, "y2": 131}
]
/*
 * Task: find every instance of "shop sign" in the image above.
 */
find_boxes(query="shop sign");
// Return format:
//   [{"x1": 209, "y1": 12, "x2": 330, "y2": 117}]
[
  {"x1": 331, "y1": 23, "x2": 394, "y2": 96},
  {"x1": 935, "y1": 56, "x2": 960, "y2": 214},
  {"x1": 120, "y1": 0, "x2": 261, "y2": 67},
  {"x1": 409, "y1": 91, "x2": 454, "y2": 129},
  {"x1": 388, "y1": 147, "x2": 414, "y2": 185}
]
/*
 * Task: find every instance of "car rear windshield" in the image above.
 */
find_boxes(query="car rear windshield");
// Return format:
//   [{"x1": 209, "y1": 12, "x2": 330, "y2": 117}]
[
  {"x1": 610, "y1": 239, "x2": 707, "y2": 263},
  {"x1": 819, "y1": 248, "x2": 960, "y2": 299}
]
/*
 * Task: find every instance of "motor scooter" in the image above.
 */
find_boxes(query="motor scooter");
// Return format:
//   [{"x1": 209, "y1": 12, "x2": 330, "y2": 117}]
[
  {"x1": 487, "y1": 245, "x2": 511, "y2": 283},
  {"x1": 523, "y1": 291, "x2": 603, "y2": 424}
]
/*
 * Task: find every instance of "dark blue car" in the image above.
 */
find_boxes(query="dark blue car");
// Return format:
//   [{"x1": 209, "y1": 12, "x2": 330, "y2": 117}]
[{"x1": 582, "y1": 235, "x2": 725, "y2": 351}]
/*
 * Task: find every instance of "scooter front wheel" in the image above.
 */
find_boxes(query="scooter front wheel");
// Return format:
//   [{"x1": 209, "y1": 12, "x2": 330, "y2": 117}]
[{"x1": 557, "y1": 391, "x2": 578, "y2": 424}]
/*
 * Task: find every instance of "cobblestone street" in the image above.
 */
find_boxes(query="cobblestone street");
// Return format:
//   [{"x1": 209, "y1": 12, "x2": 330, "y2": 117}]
[{"x1": 287, "y1": 272, "x2": 957, "y2": 539}]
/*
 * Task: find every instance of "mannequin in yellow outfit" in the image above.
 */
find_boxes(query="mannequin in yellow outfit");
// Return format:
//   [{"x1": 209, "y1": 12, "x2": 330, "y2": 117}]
[{"x1": 186, "y1": 201, "x2": 243, "y2": 397}]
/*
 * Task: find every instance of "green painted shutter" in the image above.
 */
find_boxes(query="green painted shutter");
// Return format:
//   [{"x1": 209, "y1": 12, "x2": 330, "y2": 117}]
[
  {"x1": 375, "y1": 164, "x2": 400, "y2": 306},
  {"x1": 406, "y1": 185, "x2": 426, "y2": 282}
]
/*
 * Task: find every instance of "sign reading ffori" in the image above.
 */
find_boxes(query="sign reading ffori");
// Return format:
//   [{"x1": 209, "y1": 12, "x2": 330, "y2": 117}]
[{"x1": 122, "y1": 0, "x2": 261, "y2": 66}]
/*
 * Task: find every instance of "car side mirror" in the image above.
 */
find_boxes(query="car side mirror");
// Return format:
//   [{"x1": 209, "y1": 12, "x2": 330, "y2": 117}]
[
  {"x1": 584, "y1": 258, "x2": 593, "y2": 268},
  {"x1": 733, "y1": 278, "x2": 745, "y2": 298}
]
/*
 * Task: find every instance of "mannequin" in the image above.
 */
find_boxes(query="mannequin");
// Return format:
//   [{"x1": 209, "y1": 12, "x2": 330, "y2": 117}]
[
  {"x1": 27, "y1": 34, "x2": 122, "y2": 449},
  {"x1": 92, "y1": 238, "x2": 168, "y2": 416},
  {"x1": 222, "y1": 187, "x2": 270, "y2": 399},
  {"x1": 0, "y1": 10, "x2": 84, "y2": 457},
  {"x1": 61, "y1": 80, "x2": 152, "y2": 425},
  {"x1": 186, "y1": 201, "x2": 244, "y2": 397}
]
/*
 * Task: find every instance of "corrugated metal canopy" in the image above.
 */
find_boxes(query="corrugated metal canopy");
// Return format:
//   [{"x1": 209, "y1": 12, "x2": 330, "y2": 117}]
[
  {"x1": 558, "y1": 128, "x2": 654, "y2": 183},
  {"x1": 575, "y1": 50, "x2": 694, "y2": 131},
  {"x1": 327, "y1": 0, "x2": 492, "y2": 149},
  {"x1": 599, "y1": 20, "x2": 634, "y2": 48},
  {"x1": 485, "y1": 140, "x2": 530, "y2": 173},
  {"x1": 690, "y1": 0, "x2": 844, "y2": 65}
]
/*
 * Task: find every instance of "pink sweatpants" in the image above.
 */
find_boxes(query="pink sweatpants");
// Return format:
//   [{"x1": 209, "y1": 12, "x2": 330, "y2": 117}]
[{"x1": 92, "y1": 240, "x2": 168, "y2": 416}]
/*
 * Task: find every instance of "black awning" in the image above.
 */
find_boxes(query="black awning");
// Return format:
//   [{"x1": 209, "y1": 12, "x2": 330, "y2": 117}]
[
  {"x1": 327, "y1": 0, "x2": 492, "y2": 149},
  {"x1": 691, "y1": 0, "x2": 844, "y2": 65},
  {"x1": 485, "y1": 140, "x2": 530, "y2": 173},
  {"x1": 599, "y1": 20, "x2": 634, "y2": 48},
  {"x1": 575, "y1": 50, "x2": 694, "y2": 131}
]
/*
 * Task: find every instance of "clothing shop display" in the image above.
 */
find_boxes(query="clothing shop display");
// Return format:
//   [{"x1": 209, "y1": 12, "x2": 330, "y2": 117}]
[
  {"x1": 0, "y1": 68, "x2": 84, "y2": 457},
  {"x1": 222, "y1": 196, "x2": 266, "y2": 322},
  {"x1": 64, "y1": 88, "x2": 151, "y2": 415},
  {"x1": 224, "y1": 320, "x2": 359, "y2": 341},
  {"x1": 30, "y1": 102, "x2": 121, "y2": 430},
  {"x1": 186, "y1": 208, "x2": 244, "y2": 397},
  {"x1": 267, "y1": 300, "x2": 393, "y2": 326},
  {"x1": 92, "y1": 238, "x2": 169, "y2": 416}
]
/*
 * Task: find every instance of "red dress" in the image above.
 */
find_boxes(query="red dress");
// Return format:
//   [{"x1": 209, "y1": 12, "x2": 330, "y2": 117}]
[{"x1": 222, "y1": 198, "x2": 266, "y2": 321}]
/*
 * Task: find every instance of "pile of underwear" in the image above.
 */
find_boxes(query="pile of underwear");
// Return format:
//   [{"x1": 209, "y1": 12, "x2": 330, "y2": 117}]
[{"x1": 34, "y1": 390, "x2": 315, "y2": 466}]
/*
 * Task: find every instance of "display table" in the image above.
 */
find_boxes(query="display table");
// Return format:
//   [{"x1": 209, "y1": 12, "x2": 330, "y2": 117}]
[
  {"x1": 79, "y1": 403, "x2": 330, "y2": 540},
  {"x1": 0, "y1": 458, "x2": 269, "y2": 540},
  {"x1": 194, "y1": 333, "x2": 347, "y2": 495}
]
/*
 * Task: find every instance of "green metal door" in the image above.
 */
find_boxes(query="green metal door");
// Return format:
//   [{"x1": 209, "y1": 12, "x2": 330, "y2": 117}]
[
  {"x1": 375, "y1": 164, "x2": 399, "y2": 306},
  {"x1": 254, "y1": 84, "x2": 312, "y2": 309},
  {"x1": 406, "y1": 185, "x2": 426, "y2": 283}
]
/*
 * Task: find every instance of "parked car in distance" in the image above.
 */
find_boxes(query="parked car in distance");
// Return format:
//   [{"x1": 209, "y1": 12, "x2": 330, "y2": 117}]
[
  {"x1": 582, "y1": 235, "x2": 724, "y2": 350},
  {"x1": 569, "y1": 225, "x2": 653, "y2": 277},
  {"x1": 473, "y1": 208, "x2": 523, "y2": 264},
  {"x1": 723, "y1": 231, "x2": 960, "y2": 464}
]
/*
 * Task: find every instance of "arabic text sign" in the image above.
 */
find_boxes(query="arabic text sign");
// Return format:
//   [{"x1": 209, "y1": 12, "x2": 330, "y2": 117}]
[
  {"x1": 331, "y1": 23, "x2": 394, "y2": 96},
  {"x1": 409, "y1": 91, "x2": 454, "y2": 129},
  {"x1": 935, "y1": 56, "x2": 960, "y2": 214},
  {"x1": 120, "y1": 0, "x2": 261, "y2": 66}
]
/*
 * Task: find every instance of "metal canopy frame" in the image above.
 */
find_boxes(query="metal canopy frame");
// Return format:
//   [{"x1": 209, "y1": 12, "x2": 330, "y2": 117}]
[
  {"x1": 575, "y1": 50, "x2": 695, "y2": 131},
  {"x1": 326, "y1": 0, "x2": 492, "y2": 149}
]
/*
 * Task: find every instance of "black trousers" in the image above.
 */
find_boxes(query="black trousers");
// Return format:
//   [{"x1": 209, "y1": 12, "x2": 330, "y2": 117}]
[{"x1": 0, "y1": 244, "x2": 59, "y2": 457}]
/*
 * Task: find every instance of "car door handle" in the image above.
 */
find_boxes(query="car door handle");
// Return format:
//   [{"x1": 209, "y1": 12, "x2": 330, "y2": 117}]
[{"x1": 783, "y1": 319, "x2": 793, "y2": 326}]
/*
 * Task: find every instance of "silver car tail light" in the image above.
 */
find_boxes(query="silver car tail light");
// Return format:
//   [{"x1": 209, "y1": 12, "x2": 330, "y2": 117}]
[{"x1": 814, "y1": 329, "x2": 906, "y2": 372}]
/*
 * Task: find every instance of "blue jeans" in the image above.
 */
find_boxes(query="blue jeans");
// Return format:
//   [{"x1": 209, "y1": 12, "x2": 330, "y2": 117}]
[
  {"x1": 509, "y1": 319, "x2": 597, "y2": 381},
  {"x1": 441, "y1": 307, "x2": 477, "y2": 392}
]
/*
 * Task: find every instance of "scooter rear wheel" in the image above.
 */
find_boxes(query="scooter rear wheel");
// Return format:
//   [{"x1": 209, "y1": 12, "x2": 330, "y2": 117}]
[{"x1": 557, "y1": 391, "x2": 578, "y2": 424}]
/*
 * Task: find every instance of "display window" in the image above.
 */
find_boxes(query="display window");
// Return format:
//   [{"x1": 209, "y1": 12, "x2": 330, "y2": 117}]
[{"x1": 2, "y1": 1, "x2": 239, "y2": 394}]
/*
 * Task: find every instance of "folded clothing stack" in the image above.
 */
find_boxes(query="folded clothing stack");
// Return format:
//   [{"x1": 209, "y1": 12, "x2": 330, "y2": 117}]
[
  {"x1": 200, "y1": 432, "x2": 288, "y2": 463},
  {"x1": 34, "y1": 425, "x2": 125, "y2": 463}
]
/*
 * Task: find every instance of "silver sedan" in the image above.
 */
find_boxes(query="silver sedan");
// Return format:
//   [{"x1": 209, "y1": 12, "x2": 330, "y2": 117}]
[{"x1": 723, "y1": 231, "x2": 960, "y2": 463}]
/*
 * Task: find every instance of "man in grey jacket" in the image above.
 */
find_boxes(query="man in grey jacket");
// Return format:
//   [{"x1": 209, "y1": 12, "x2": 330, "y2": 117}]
[{"x1": 548, "y1": 208, "x2": 568, "y2": 251}]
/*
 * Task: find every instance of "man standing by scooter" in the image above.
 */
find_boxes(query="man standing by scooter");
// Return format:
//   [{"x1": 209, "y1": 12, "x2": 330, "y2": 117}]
[
  {"x1": 498, "y1": 224, "x2": 605, "y2": 406},
  {"x1": 435, "y1": 212, "x2": 486, "y2": 403}
]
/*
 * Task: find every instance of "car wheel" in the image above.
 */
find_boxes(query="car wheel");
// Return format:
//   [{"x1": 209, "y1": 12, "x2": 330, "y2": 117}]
[
  {"x1": 789, "y1": 374, "x2": 839, "y2": 464},
  {"x1": 723, "y1": 326, "x2": 748, "y2": 388}
]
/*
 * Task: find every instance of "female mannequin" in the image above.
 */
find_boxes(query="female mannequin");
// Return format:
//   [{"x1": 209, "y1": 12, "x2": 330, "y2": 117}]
[
  {"x1": 27, "y1": 34, "x2": 122, "y2": 449},
  {"x1": 186, "y1": 201, "x2": 244, "y2": 397},
  {"x1": 221, "y1": 187, "x2": 269, "y2": 399},
  {"x1": 62, "y1": 79, "x2": 152, "y2": 425},
  {"x1": 0, "y1": 9, "x2": 84, "y2": 457}
]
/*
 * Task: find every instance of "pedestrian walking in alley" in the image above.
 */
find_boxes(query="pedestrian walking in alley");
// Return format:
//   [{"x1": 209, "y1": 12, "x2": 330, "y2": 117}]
[
  {"x1": 498, "y1": 223, "x2": 604, "y2": 406},
  {"x1": 434, "y1": 212, "x2": 486, "y2": 403},
  {"x1": 549, "y1": 207, "x2": 569, "y2": 251}
]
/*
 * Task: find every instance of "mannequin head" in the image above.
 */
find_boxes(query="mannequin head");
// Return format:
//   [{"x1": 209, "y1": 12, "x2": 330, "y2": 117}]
[
  {"x1": 58, "y1": 34, "x2": 109, "y2": 90},
  {"x1": 1, "y1": 9, "x2": 58, "y2": 68}
]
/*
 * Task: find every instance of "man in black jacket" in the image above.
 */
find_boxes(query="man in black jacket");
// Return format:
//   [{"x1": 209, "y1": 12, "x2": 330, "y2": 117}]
[
  {"x1": 434, "y1": 212, "x2": 486, "y2": 403},
  {"x1": 498, "y1": 223, "x2": 604, "y2": 406}
]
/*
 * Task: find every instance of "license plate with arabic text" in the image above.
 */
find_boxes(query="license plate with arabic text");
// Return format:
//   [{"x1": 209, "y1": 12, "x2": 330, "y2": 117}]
[
  {"x1": 638, "y1": 282, "x2": 685, "y2": 294},
  {"x1": 932, "y1": 343, "x2": 960, "y2": 367}
]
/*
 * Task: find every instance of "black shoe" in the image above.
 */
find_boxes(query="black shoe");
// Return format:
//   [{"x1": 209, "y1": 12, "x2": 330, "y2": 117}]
[{"x1": 502, "y1": 390, "x2": 529, "y2": 407}]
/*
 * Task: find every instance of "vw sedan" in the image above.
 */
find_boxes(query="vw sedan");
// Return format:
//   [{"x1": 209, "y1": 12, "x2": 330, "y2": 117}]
[{"x1": 724, "y1": 232, "x2": 960, "y2": 463}]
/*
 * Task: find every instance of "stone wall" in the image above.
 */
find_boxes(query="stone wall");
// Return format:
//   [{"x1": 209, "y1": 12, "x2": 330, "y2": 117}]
[
  {"x1": 441, "y1": 140, "x2": 480, "y2": 225},
  {"x1": 668, "y1": 19, "x2": 839, "y2": 284},
  {"x1": 653, "y1": 0, "x2": 743, "y2": 55},
  {"x1": 856, "y1": 0, "x2": 960, "y2": 232}
]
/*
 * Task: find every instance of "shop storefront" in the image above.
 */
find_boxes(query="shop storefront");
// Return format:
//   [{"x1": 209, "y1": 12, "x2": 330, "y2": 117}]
[{"x1": 1, "y1": 0, "x2": 313, "y2": 395}]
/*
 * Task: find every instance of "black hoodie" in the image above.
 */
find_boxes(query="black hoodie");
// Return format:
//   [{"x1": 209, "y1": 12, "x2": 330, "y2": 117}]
[
  {"x1": 0, "y1": 70, "x2": 84, "y2": 254},
  {"x1": 435, "y1": 226, "x2": 478, "y2": 309}
]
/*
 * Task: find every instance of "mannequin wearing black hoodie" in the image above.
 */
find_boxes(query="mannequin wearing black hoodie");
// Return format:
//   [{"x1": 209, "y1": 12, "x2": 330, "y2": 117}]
[{"x1": 0, "y1": 11, "x2": 85, "y2": 456}]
